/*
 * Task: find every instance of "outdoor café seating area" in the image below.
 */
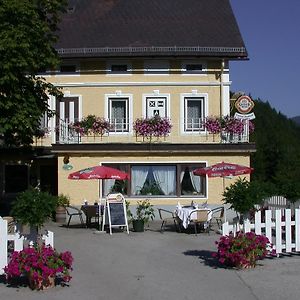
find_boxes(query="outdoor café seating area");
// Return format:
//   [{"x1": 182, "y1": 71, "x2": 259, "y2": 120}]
[{"x1": 65, "y1": 197, "x2": 225, "y2": 236}]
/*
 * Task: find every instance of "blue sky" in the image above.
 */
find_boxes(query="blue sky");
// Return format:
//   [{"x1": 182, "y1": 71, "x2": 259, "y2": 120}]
[{"x1": 230, "y1": 0, "x2": 300, "y2": 118}]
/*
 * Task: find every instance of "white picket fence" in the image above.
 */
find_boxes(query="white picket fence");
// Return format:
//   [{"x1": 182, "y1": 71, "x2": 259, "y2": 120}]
[
  {"x1": 222, "y1": 208, "x2": 300, "y2": 255},
  {"x1": 0, "y1": 217, "x2": 54, "y2": 275}
]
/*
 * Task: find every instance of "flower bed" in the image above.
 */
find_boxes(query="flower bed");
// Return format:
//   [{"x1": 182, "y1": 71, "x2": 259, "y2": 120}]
[
  {"x1": 4, "y1": 244, "x2": 73, "y2": 290},
  {"x1": 213, "y1": 232, "x2": 273, "y2": 268}
]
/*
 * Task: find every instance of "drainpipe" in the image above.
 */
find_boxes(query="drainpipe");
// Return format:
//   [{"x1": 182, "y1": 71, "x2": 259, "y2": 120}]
[{"x1": 220, "y1": 59, "x2": 225, "y2": 117}]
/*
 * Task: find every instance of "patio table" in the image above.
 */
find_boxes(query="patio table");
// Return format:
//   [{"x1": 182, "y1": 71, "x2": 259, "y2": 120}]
[{"x1": 175, "y1": 206, "x2": 212, "y2": 229}]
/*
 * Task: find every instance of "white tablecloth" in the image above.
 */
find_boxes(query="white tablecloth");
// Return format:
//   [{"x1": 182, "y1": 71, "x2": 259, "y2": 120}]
[{"x1": 175, "y1": 207, "x2": 212, "y2": 229}]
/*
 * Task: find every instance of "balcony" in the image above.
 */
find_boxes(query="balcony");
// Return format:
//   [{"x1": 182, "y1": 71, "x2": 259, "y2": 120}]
[{"x1": 51, "y1": 117, "x2": 251, "y2": 145}]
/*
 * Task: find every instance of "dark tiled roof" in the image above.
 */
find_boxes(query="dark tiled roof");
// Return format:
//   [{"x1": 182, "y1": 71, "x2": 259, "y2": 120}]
[{"x1": 56, "y1": 0, "x2": 247, "y2": 59}]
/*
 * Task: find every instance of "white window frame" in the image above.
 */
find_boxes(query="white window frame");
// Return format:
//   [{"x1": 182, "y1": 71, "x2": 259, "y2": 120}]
[
  {"x1": 181, "y1": 60, "x2": 207, "y2": 76},
  {"x1": 142, "y1": 92, "x2": 171, "y2": 118},
  {"x1": 106, "y1": 61, "x2": 132, "y2": 76},
  {"x1": 102, "y1": 160, "x2": 208, "y2": 199},
  {"x1": 144, "y1": 60, "x2": 169, "y2": 76},
  {"x1": 105, "y1": 93, "x2": 133, "y2": 134},
  {"x1": 180, "y1": 93, "x2": 208, "y2": 134}
]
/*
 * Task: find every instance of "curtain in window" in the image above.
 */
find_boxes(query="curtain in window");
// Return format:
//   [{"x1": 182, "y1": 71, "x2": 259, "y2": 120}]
[
  {"x1": 152, "y1": 166, "x2": 176, "y2": 195},
  {"x1": 189, "y1": 170, "x2": 201, "y2": 193},
  {"x1": 187, "y1": 100, "x2": 201, "y2": 129},
  {"x1": 131, "y1": 166, "x2": 149, "y2": 195},
  {"x1": 103, "y1": 179, "x2": 115, "y2": 196},
  {"x1": 111, "y1": 101, "x2": 125, "y2": 123}
]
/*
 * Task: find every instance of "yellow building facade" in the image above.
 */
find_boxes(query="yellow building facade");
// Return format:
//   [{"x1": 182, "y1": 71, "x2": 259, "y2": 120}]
[{"x1": 0, "y1": 0, "x2": 254, "y2": 213}]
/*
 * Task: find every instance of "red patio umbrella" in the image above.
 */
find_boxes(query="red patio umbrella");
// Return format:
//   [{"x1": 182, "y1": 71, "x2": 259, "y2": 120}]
[
  {"x1": 68, "y1": 165, "x2": 130, "y2": 231},
  {"x1": 68, "y1": 165, "x2": 130, "y2": 181},
  {"x1": 193, "y1": 162, "x2": 253, "y2": 179},
  {"x1": 68, "y1": 165, "x2": 129, "y2": 206},
  {"x1": 193, "y1": 162, "x2": 253, "y2": 222}
]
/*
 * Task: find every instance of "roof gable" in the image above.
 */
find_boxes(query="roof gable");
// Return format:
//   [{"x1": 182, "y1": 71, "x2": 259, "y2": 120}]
[{"x1": 56, "y1": 0, "x2": 247, "y2": 58}]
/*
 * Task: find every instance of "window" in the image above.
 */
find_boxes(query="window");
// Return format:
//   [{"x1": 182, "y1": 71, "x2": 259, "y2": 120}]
[
  {"x1": 144, "y1": 60, "x2": 169, "y2": 75},
  {"x1": 107, "y1": 62, "x2": 131, "y2": 75},
  {"x1": 146, "y1": 97, "x2": 167, "y2": 118},
  {"x1": 131, "y1": 165, "x2": 176, "y2": 196},
  {"x1": 102, "y1": 163, "x2": 206, "y2": 198},
  {"x1": 184, "y1": 97, "x2": 205, "y2": 131},
  {"x1": 186, "y1": 64, "x2": 202, "y2": 72},
  {"x1": 108, "y1": 98, "x2": 129, "y2": 132},
  {"x1": 180, "y1": 165, "x2": 205, "y2": 196},
  {"x1": 60, "y1": 65, "x2": 76, "y2": 73},
  {"x1": 182, "y1": 61, "x2": 207, "y2": 75},
  {"x1": 111, "y1": 64, "x2": 128, "y2": 72}
]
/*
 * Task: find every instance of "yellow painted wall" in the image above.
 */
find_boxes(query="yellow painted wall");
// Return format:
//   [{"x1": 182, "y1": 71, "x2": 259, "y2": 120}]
[
  {"x1": 58, "y1": 154, "x2": 250, "y2": 206},
  {"x1": 39, "y1": 59, "x2": 224, "y2": 146}
]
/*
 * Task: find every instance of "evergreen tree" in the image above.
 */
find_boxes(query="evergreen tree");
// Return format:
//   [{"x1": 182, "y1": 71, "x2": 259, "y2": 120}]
[{"x1": 249, "y1": 98, "x2": 300, "y2": 201}]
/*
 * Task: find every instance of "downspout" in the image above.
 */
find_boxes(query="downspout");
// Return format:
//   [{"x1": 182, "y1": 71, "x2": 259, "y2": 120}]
[{"x1": 220, "y1": 59, "x2": 225, "y2": 117}]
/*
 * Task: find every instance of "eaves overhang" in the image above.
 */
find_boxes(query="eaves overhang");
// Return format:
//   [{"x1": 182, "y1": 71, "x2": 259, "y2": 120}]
[
  {"x1": 51, "y1": 143, "x2": 256, "y2": 156},
  {"x1": 56, "y1": 46, "x2": 248, "y2": 59}
]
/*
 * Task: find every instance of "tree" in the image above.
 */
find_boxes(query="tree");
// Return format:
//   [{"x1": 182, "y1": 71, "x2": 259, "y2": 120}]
[
  {"x1": 0, "y1": 0, "x2": 67, "y2": 146},
  {"x1": 222, "y1": 178, "x2": 275, "y2": 217}
]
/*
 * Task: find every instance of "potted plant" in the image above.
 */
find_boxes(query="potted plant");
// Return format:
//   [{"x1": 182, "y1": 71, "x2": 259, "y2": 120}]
[
  {"x1": 4, "y1": 244, "x2": 73, "y2": 290},
  {"x1": 127, "y1": 199, "x2": 155, "y2": 232},
  {"x1": 11, "y1": 187, "x2": 57, "y2": 242},
  {"x1": 55, "y1": 194, "x2": 70, "y2": 224},
  {"x1": 133, "y1": 116, "x2": 172, "y2": 142},
  {"x1": 213, "y1": 231, "x2": 273, "y2": 268}
]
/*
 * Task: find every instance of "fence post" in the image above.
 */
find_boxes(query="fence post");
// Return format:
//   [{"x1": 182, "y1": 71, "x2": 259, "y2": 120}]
[
  {"x1": 275, "y1": 210, "x2": 283, "y2": 254},
  {"x1": 285, "y1": 209, "x2": 292, "y2": 253},
  {"x1": 222, "y1": 222, "x2": 229, "y2": 236},
  {"x1": 254, "y1": 210, "x2": 262, "y2": 235},
  {"x1": 295, "y1": 209, "x2": 300, "y2": 252},
  {"x1": 42, "y1": 231, "x2": 54, "y2": 247},
  {"x1": 243, "y1": 218, "x2": 251, "y2": 233},
  {"x1": 0, "y1": 218, "x2": 8, "y2": 275}
]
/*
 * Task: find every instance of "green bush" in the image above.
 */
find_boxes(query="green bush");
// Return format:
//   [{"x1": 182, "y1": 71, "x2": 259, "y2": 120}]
[
  {"x1": 11, "y1": 188, "x2": 57, "y2": 228},
  {"x1": 56, "y1": 193, "x2": 70, "y2": 207},
  {"x1": 222, "y1": 178, "x2": 275, "y2": 215}
]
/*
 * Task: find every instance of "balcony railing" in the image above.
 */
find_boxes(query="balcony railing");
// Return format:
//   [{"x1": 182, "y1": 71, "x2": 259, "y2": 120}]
[{"x1": 53, "y1": 118, "x2": 251, "y2": 144}]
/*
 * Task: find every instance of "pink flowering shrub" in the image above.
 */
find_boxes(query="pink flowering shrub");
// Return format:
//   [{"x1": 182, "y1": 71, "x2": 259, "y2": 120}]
[
  {"x1": 213, "y1": 232, "x2": 272, "y2": 268},
  {"x1": 221, "y1": 116, "x2": 245, "y2": 135},
  {"x1": 70, "y1": 115, "x2": 111, "y2": 136},
  {"x1": 91, "y1": 117, "x2": 111, "y2": 136},
  {"x1": 204, "y1": 116, "x2": 254, "y2": 136},
  {"x1": 204, "y1": 117, "x2": 222, "y2": 134},
  {"x1": 4, "y1": 244, "x2": 73, "y2": 289},
  {"x1": 133, "y1": 116, "x2": 172, "y2": 139}
]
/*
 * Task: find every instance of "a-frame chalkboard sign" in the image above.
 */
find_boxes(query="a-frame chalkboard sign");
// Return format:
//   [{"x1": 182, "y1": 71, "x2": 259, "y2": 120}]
[{"x1": 106, "y1": 193, "x2": 129, "y2": 235}]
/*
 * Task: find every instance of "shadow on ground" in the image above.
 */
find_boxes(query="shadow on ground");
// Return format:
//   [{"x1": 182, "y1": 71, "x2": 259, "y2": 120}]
[{"x1": 183, "y1": 250, "x2": 227, "y2": 269}]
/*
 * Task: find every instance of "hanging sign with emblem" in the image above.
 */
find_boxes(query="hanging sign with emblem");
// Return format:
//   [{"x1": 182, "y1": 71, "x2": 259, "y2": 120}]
[{"x1": 235, "y1": 95, "x2": 255, "y2": 114}]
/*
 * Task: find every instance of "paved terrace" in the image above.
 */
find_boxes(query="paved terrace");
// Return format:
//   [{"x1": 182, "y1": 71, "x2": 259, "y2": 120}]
[{"x1": 1, "y1": 221, "x2": 300, "y2": 300}]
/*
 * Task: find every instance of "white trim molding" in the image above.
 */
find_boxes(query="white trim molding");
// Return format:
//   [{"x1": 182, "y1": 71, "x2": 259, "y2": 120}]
[
  {"x1": 104, "y1": 92, "x2": 133, "y2": 134},
  {"x1": 180, "y1": 92, "x2": 208, "y2": 135},
  {"x1": 142, "y1": 92, "x2": 171, "y2": 118},
  {"x1": 54, "y1": 81, "x2": 231, "y2": 88}
]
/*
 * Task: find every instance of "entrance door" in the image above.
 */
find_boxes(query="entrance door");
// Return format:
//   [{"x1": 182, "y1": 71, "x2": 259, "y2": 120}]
[{"x1": 146, "y1": 97, "x2": 167, "y2": 118}]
